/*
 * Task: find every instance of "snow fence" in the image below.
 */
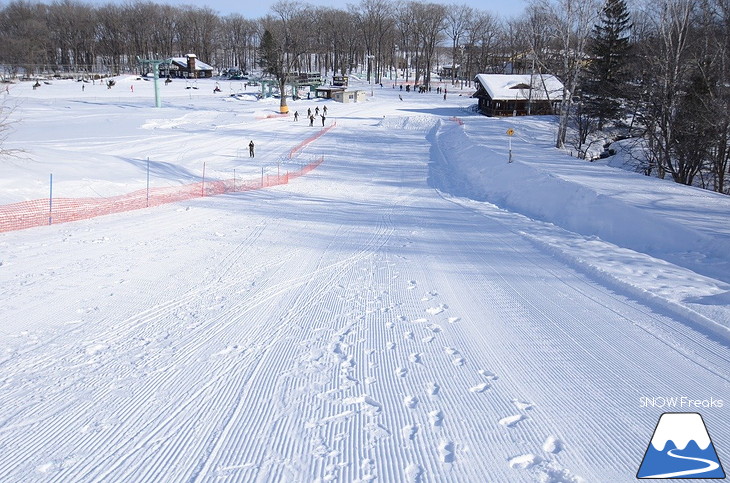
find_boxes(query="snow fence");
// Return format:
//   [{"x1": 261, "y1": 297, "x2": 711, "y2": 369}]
[{"x1": 0, "y1": 124, "x2": 334, "y2": 233}]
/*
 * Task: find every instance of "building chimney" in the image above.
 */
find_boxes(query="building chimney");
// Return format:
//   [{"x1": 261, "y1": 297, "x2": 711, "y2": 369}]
[{"x1": 186, "y1": 54, "x2": 197, "y2": 78}]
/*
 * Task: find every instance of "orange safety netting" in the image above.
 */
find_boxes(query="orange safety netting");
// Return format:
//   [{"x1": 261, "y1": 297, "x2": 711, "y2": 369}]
[{"x1": 0, "y1": 125, "x2": 334, "y2": 233}]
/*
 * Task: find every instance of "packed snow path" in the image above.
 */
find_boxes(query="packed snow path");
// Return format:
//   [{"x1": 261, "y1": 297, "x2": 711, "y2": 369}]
[{"x1": 1, "y1": 85, "x2": 728, "y2": 482}]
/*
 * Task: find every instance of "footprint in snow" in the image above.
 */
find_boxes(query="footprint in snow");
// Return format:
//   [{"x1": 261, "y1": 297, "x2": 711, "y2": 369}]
[
  {"x1": 429, "y1": 410, "x2": 444, "y2": 428},
  {"x1": 426, "y1": 304, "x2": 448, "y2": 315},
  {"x1": 428, "y1": 382, "x2": 440, "y2": 396},
  {"x1": 439, "y1": 440, "x2": 456, "y2": 463},
  {"x1": 508, "y1": 453, "x2": 541, "y2": 470},
  {"x1": 343, "y1": 395, "x2": 383, "y2": 415},
  {"x1": 478, "y1": 369, "x2": 499, "y2": 380},
  {"x1": 451, "y1": 357, "x2": 466, "y2": 367},
  {"x1": 542, "y1": 435, "x2": 563, "y2": 453},
  {"x1": 395, "y1": 367, "x2": 408, "y2": 377},
  {"x1": 499, "y1": 414, "x2": 526, "y2": 428},
  {"x1": 404, "y1": 463, "x2": 423, "y2": 483},
  {"x1": 386, "y1": 341, "x2": 396, "y2": 350},
  {"x1": 359, "y1": 458, "x2": 377, "y2": 481},
  {"x1": 402, "y1": 424, "x2": 418, "y2": 441},
  {"x1": 84, "y1": 343, "x2": 108, "y2": 356},
  {"x1": 447, "y1": 317, "x2": 461, "y2": 324},
  {"x1": 469, "y1": 382, "x2": 490, "y2": 393},
  {"x1": 512, "y1": 399, "x2": 534, "y2": 410},
  {"x1": 409, "y1": 353, "x2": 422, "y2": 364},
  {"x1": 403, "y1": 395, "x2": 418, "y2": 409},
  {"x1": 403, "y1": 331, "x2": 414, "y2": 340},
  {"x1": 421, "y1": 335, "x2": 435, "y2": 343}
]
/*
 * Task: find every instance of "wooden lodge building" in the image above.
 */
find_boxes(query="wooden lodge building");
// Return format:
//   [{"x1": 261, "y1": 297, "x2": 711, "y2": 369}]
[
  {"x1": 159, "y1": 54, "x2": 214, "y2": 79},
  {"x1": 473, "y1": 74, "x2": 563, "y2": 116}
]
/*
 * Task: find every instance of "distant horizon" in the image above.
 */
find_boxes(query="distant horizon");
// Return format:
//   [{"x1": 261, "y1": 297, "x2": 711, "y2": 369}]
[{"x1": 19, "y1": 0, "x2": 529, "y2": 20}]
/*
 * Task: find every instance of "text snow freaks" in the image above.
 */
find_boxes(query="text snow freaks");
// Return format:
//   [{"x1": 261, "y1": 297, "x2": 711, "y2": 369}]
[{"x1": 640, "y1": 397, "x2": 724, "y2": 409}]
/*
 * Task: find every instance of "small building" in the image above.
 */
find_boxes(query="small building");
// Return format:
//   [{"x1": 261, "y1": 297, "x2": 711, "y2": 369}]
[
  {"x1": 159, "y1": 54, "x2": 214, "y2": 79},
  {"x1": 315, "y1": 86, "x2": 345, "y2": 99},
  {"x1": 439, "y1": 64, "x2": 463, "y2": 79},
  {"x1": 473, "y1": 73, "x2": 563, "y2": 116},
  {"x1": 332, "y1": 89, "x2": 367, "y2": 103}
]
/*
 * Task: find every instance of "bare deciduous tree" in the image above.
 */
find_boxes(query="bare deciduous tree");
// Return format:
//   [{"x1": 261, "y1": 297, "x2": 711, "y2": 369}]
[
  {"x1": 445, "y1": 5, "x2": 473, "y2": 85},
  {"x1": 411, "y1": 2, "x2": 446, "y2": 88},
  {"x1": 528, "y1": 0, "x2": 599, "y2": 149},
  {"x1": 637, "y1": 0, "x2": 697, "y2": 182}
]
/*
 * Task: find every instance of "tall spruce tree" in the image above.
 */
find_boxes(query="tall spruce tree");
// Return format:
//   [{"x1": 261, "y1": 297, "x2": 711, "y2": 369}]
[{"x1": 582, "y1": 0, "x2": 632, "y2": 129}]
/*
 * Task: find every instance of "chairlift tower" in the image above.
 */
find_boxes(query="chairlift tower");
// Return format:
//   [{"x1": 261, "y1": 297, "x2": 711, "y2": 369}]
[{"x1": 137, "y1": 56, "x2": 167, "y2": 108}]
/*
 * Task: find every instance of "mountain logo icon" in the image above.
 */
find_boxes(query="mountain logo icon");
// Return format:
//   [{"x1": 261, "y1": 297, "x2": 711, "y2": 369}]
[{"x1": 637, "y1": 412, "x2": 725, "y2": 479}]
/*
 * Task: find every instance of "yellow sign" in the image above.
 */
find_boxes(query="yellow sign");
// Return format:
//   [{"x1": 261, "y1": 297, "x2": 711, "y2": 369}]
[{"x1": 506, "y1": 128, "x2": 514, "y2": 136}]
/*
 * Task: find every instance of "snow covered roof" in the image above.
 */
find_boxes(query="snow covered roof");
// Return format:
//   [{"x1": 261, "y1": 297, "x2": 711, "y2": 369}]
[
  {"x1": 167, "y1": 56, "x2": 214, "y2": 71},
  {"x1": 474, "y1": 74, "x2": 563, "y2": 101}
]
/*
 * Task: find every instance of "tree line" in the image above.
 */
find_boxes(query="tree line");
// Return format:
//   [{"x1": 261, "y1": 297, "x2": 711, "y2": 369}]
[{"x1": 0, "y1": 0, "x2": 728, "y2": 194}]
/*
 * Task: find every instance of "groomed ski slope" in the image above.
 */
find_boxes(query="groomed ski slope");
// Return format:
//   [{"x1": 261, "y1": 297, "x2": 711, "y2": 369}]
[{"x1": 0, "y1": 78, "x2": 728, "y2": 482}]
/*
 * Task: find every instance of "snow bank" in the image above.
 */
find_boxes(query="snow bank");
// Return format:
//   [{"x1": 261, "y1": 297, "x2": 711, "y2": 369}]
[{"x1": 431, "y1": 119, "x2": 730, "y2": 273}]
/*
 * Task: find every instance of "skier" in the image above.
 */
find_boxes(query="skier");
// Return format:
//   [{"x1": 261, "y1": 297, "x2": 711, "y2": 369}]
[
  {"x1": 249, "y1": 140, "x2": 255, "y2": 157},
  {"x1": 307, "y1": 107, "x2": 312, "y2": 117},
  {"x1": 323, "y1": 105, "x2": 327, "y2": 115},
  {"x1": 309, "y1": 114, "x2": 315, "y2": 126},
  {"x1": 315, "y1": 106, "x2": 320, "y2": 116},
  {"x1": 294, "y1": 110, "x2": 299, "y2": 121},
  {"x1": 321, "y1": 114, "x2": 326, "y2": 127}
]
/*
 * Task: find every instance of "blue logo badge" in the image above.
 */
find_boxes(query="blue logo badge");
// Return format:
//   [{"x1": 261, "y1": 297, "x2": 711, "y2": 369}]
[{"x1": 638, "y1": 412, "x2": 725, "y2": 479}]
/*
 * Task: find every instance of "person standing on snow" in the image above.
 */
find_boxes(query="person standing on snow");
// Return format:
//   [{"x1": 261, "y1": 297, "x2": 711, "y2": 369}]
[
  {"x1": 321, "y1": 114, "x2": 326, "y2": 127},
  {"x1": 294, "y1": 111, "x2": 299, "y2": 121},
  {"x1": 249, "y1": 140, "x2": 255, "y2": 157}
]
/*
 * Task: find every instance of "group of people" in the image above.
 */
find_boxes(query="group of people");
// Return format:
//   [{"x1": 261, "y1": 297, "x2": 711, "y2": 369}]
[
  {"x1": 293, "y1": 104, "x2": 328, "y2": 127},
  {"x1": 246, "y1": 103, "x2": 330, "y2": 159},
  {"x1": 398, "y1": 83, "x2": 448, "y2": 100}
]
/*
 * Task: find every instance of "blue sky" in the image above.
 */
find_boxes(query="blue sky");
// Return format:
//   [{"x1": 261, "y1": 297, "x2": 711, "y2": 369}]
[{"x1": 105, "y1": 0, "x2": 530, "y2": 19}]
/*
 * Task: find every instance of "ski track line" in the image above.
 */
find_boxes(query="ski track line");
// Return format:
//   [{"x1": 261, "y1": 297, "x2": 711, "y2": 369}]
[
  {"x1": 24, "y1": 223, "x2": 376, "y2": 480},
  {"x1": 0, "y1": 214, "x2": 272, "y2": 372},
  {"x1": 433, "y1": 123, "x2": 730, "y2": 380},
  {"x1": 135, "y1": 224, "x2": 393, "y2": 477},
  {"x1": 186, "y1": 208, "x2": 400, "y2": 480},
  {"x1": 191, "y1": 247, "x2": 387, "y2": 478},
  {"x1": 0, "y1": 218, "x2": 338, "y2": 476},
  {"x1": 441, "y1": 189, "x2": 729, "y2": 386},
  {"x1": 424, "y1": 186, "x2": 727, "y2": 475},
  {"x1": 434, "y1": 220, "x2": 655, "y2": 470}
]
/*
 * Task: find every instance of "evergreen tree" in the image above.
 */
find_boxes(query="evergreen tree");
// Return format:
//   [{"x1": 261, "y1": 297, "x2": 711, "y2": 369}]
[
  {"x1": 582, "y1": 0, "x2": 632, "y2": 129},
  {"x1": 259, "y1": 30, "x2": 281, "y2": 79}
]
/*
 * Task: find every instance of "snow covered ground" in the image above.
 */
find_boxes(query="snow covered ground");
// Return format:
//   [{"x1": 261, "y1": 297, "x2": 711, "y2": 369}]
[{"x1": 0, "y1": 75, "x2": 728, "y2": 482}]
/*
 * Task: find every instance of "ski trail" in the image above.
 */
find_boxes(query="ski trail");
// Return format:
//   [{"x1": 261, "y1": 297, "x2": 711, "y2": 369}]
[{"x1": 640, "y1": 449, "x2": 721, "y2": 479}]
